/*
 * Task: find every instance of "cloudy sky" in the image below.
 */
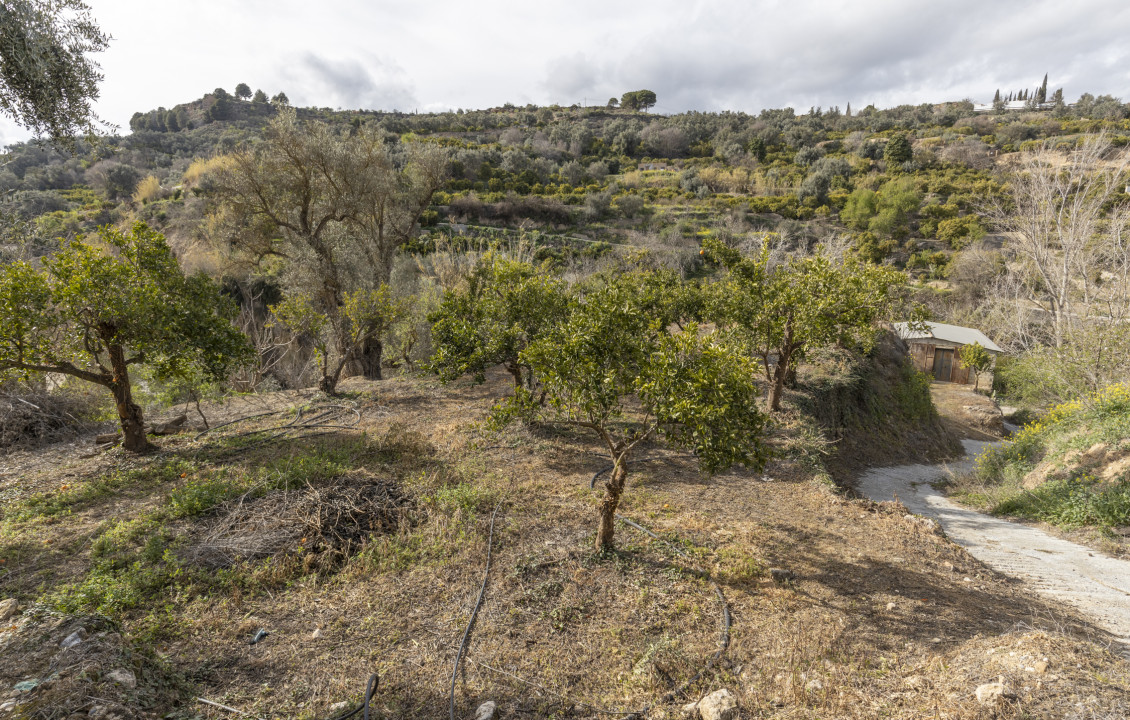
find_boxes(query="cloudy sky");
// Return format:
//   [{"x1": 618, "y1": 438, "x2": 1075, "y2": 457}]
[{"x1": 4, "y1": 0, "x2": 1130, "y2": 145}]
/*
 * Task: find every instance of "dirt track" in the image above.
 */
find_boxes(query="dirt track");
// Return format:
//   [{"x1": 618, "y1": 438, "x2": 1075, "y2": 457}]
[{"x1": 858, "y1": 439, "x2": 1130, "y2": 653}]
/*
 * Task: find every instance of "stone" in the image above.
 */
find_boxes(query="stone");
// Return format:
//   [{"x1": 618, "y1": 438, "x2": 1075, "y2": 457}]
[
  {"x1": 60, "y1": 628, "x2": 87, "y2": 648},
  {"x1": 88, "y1": 707, "x2": 109, "y2": 719},
  {"x1": 473, "y1": 701, "x2": 498, "y2": 720},
  {"x1": 311, "y1": 627, "x2": 323, "y2": 640},
  {"x1": 13, "y1": 680, "x2": 39, "y2": 692},
  {"x1": 328, "y1": 702, "x2": 349, "y2": 713},
  {"x1": 697, "y1": 689, "x2": 737, "y2": 720},
  {"x1": 0, "y1": 700, "x2": 17, "y2": 712},
  {"x1": 1032, "y1": 660, "x2": 1049, "y2": 674},
  {"x1": 0, "y1": 599, "x2": 17, "y2": 622},
  {"x1": 107, "y1": 669, "x2": 136, "y2": 689},
  {"x1": 885, "y1": 602, "x2": 896, "y2": 611},
  {"x1": 805, "y1": 678, "x2": 823, "y2": 692},
  {"x1": 148, "y1": 414, "x2": 187, "y2": 436},
  {"x1": 769, "y1": 568, "x2": 794, "y2": 584},
  {"x1": 975, "y1": 678, "x2": 1007, "y2": 705},
  {"x1": 681, "y1": 700, "x2": 700, "y2": 718},
  {"x1": 95, "y1": 433, "x2": 121, "y2": 445}
]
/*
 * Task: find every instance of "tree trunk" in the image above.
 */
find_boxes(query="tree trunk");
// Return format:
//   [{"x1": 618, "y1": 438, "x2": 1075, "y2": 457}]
[
  {"x1": 595, "y1": 459, "x2": 628, "y2": 551},
  {"x1": 505, "y1": 362, "x2": 523, "y2": 388},
  {"x1": 357, "y1": 337, "x2": 383, "y2": 380},
  {"x1": 106, "y1": 346, "x2": 151, "y2": 453},
  {"x1": 319, "y1": 373, "x2": 339, "y2": 396}
]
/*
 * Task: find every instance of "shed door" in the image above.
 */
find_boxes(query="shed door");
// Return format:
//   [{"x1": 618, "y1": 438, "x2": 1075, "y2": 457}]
[{"x1": 932, "y1": 348, "x2": 954, "y2": 382}]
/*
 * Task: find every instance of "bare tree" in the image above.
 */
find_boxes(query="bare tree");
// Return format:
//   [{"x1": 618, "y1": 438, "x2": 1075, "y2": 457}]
[
  {"x1": 987, "y1": 134, "x2": 1130, "y2": 349},
  {"x1": 984, "y1": 133, "x2": 1130, "y2": 398}
]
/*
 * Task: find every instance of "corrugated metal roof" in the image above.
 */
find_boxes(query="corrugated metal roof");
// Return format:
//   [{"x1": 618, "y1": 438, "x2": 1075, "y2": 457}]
[{"x1": 892, "y1": 321, "x2": 1003, "y2": 353}]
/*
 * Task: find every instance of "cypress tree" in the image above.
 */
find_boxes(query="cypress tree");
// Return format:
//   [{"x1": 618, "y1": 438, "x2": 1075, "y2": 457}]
[{"x1": 1039, "y1": 74, "x2": 1048, "y2": 103}]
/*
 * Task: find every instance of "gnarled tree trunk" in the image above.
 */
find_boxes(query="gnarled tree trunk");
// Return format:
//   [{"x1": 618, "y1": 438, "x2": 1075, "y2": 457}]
[
  {"x1": 107, "y1": 344, "x2": 152, "y2": 453},
  {"x1": 357, "y1": 337, "x2": 383, "y2": 380},
  {"x1": 595, "y1": 458, "x2": 629, "y2": 551}
]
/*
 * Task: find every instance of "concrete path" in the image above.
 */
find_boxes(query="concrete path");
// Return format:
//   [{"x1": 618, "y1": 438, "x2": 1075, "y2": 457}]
[{"x1": 858, "y1": 439, "x2": 1130, "y2": 649}]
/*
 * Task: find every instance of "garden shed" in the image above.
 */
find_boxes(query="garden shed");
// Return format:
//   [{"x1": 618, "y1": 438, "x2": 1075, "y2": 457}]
[{"x1": 892, "y1": 321, "x2": 1003, "y2": 386}]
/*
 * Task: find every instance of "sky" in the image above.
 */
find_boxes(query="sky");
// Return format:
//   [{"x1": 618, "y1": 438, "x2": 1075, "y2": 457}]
[{"x1": 4, "y1": 0, "x2": 1130, "y2": 145}]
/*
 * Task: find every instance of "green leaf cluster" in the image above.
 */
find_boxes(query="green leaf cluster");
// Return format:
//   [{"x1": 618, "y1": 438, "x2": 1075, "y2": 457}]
[
  {"x1": 0, "y1": 222, "x2": 249, "y2": 385},
  {"x1": 427, "y1": 253, "x2": 569, "y2": 388}
]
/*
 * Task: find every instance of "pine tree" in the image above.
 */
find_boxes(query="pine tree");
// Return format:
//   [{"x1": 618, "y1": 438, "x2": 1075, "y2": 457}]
[
  {"x1": 1038, "y1": 74, "x2": 1048, "y2": 103},
  {"x1": 993, "y1": 89, "x2": 1001, "y2": 103}
]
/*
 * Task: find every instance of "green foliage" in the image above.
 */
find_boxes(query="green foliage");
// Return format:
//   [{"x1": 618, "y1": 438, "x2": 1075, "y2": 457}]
[
  {"x1": 269, "y1": 284, "x2": 407, "y2": 394},
  {"x1": 884, "y1": 133, "x2": 913, "y2": 166},
  {"x1": 703, "y1": 235, "x2": 912, "y2": 410},
  {"x1": 935, "y1": 215, "x2": 984, "y2": 249},
  {"x1": 427, "y1": 253, "x2": 569, "y2": 389},
  {"x1": 620, "y1": 90, "x2": 657, "y2": 112},
  {"x1": 959, "y1": 341, "x2": 992, "y2": 390},
  {"x1": 0, "y1": 223, "x2": 250, "y2": 449},
  {"x1": 492, "y1": 268, "x2": 769, "y2": 549},
  {"x1": 993, "y1": 477, "x2": 1130, "y2": 529},
  {"x1": 959, "y1": 383, "x2": 1130, "y2": 530},
  {"x1": 0, "y1": 0, "x2": 110, "y2": 142}
]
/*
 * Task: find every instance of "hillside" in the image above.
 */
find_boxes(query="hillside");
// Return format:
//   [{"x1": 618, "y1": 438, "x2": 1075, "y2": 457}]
[
  {"x1": 3, "y1": 86, "x2": 1127, "y2": 285},
  {"x1": 1, "y1": 370, "x2": 1129, "y2": 718}
]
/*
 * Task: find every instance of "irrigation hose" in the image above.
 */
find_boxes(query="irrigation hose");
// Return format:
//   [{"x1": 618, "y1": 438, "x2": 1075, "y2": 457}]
[
  {"x1": 320, "y1": 672, "x2": 379, "y2": 720},
  {"x1": 589, "y1": 454, "x2": 698, "y2": 489},
  {"x1": 449, "y1": 501, "x2": 503, "y2": 720}
]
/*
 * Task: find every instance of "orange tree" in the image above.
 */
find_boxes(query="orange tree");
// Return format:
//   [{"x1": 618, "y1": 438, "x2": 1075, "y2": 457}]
[
  {"x1": 0, "y1": 223, "x2": 250, "y2": 451},
  {"x1": 703, "y1": 237, "x2": 910, "y2": 411},
  {"x1": 492, "y1": 269, "x2": 769, "y2": 551}
]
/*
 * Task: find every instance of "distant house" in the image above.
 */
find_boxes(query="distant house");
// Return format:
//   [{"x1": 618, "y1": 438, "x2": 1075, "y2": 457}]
[{"x1": 892, "y1": 321, "x2": 1003, "y2": 386}]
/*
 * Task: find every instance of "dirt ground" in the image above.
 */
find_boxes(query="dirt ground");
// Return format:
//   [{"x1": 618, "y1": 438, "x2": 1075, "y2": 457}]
[
  {"x1": 928, "y1": 383, "x2": 1006, "y2": 441},
  {"x1": 2, "y1": 370, "x2": 1129, "y2": 719}
]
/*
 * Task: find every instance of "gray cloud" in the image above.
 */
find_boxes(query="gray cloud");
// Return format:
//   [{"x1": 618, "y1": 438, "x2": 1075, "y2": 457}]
[
  {"x1": 545, "y1": 0, "x2": 1130, "y2": 114},
  {"x1": 286, "y1": 53, "x2": 418, "y2": 111}
]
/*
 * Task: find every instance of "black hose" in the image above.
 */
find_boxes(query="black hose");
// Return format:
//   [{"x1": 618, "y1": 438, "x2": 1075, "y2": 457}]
[
  {"x1": 321, "y1": 672, "x2": 379, "y2": 720},
  {"x1": 616, "y1": 515, "x2": 734, "y2": 720},
  {"x1": 449, "y1": 501, "x2": 503, "y2": 720},
  {"x1": 588, "y1": 454, "x2": 697, "y2": 489}
]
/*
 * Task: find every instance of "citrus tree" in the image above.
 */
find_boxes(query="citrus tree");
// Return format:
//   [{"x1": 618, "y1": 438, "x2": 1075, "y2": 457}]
[
  {"x1": 959, "y1": 341, "x2": 993, "y2": 391},
  {"x1": 495, "y1": 271, "x2": 770, "y2": 551},
  {"x1": 427, "y1": 253, "x2": 569, "y2": 391},
  {"x1": 0, "y1": 223, "x2": 250, "y2": 451},
  {"x1": 704, "y1": 237, "x2": 910, "y2": 411}
]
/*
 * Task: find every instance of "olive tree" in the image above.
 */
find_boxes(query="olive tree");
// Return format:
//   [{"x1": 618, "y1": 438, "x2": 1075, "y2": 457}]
[
  {"x1": 704, "y1": 237, "x2": 910, "y2": 411},
  {"x1": 0, "y1": 224, "x2": 250, "y2": 452},
  {"x1": 269, "y1": 285, "x2": 406, "y2": 395},
  {"x1": 0, "y1": 0, "x2": 109, "y2": 142},
  {"x1": 212, "y1": 108, "x2": 446, "y2": 380},
  {"x1": 495, "y1": 270, "x2": 769, "y2": 551}
]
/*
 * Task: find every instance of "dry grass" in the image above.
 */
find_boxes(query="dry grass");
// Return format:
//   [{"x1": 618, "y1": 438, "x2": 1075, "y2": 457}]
[{"x1": 0, "y1": 369, "x2": 1128, "y2": 718}]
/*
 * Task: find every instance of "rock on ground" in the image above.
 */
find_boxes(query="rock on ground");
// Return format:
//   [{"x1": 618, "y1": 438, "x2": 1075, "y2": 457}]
[
  {"x1": 697, "y1": 689, "x2": 737, "y2": 720},
  {"x1": 0, "y1": 598, "x2": 17, "y2": 622},
  {"x1": 107, "y1": 669, "x2": 136, "y2": 689},
  {"x1": 975, "y1": 678, "x2": 1008, "y2": 705},
  {"x1": 473, "y1": 700, "x2": 498, "y2": 720}
]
